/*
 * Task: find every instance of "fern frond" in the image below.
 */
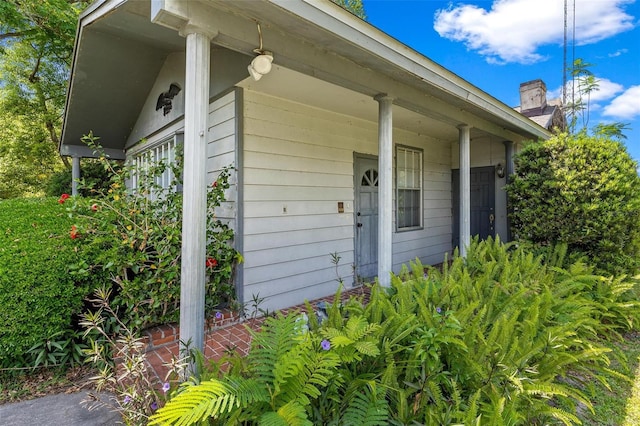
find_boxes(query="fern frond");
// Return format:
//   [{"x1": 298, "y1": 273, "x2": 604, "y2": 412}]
[
  {"x1": 341, "y1": 382, "x2": 389, "y2": 426},
  {"x1": 259, "y1": 401, "x2": 312, "y2": 426},
  {"x1": 148, "y1": 377, "x2": 268, "y2": 425}
]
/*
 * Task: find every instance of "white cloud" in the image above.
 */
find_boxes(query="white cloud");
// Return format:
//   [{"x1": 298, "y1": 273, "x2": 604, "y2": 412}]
[
  {"x1": 548, "y1": 77, "x2": 624, "y2": 104},
  {"x1": 603, "y1": 85, "x2": 640, "y2": 120},
  {"x1": 609, "y1": 48, "x2": 629, "y2": 57},
  {"x1": 433, "y1": 0, "x2": 635, "y2": 64}
]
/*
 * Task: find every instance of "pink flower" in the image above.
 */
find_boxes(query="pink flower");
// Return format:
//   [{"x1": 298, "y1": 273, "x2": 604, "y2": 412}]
[
  {"x1": 58, "y1": 193, "x2": 70, "y2": 204},
  {"x1": 212, "y1": 181, "x2": 218, "y2": 188},
  {"x1": 70, "y1": 225, "x2": 79, "y2": 239},
  {"x1": 90, "y1": 204, "x2": 98, "y2": 212},
  {"x1": 206, "y1": 257, "x2": 218, "y2": 268}
]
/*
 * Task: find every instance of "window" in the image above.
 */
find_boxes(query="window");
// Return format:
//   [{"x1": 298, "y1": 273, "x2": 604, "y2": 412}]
[
  {"x1": 130, "y1": 134, "x2": 182, "y2": 196},
  {"x1": 396, "y1": 145, "x2": 422, "y2": 230}
]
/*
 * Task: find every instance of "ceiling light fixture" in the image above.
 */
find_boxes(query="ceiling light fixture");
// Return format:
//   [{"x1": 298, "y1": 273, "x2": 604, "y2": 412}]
[{"x1": 248, "y1": 23, "x2": 273, "y2": 81}]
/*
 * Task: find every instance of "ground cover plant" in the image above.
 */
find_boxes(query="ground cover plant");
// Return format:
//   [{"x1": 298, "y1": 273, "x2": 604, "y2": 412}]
[{"x1": 151, "y1": 238, "x2": 640, "y2": 425}]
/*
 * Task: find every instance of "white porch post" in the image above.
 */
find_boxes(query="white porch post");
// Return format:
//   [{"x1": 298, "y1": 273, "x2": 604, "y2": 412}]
[
  {"x1": 180, "y1": 30, "x2": 211, "y2": 357},
  {"x1": 458, "y1": 125, "x2": 471, "y2": 257},
  {"x1": 375, "y1": 94, "x2": 393, "y2": 287},
  {"x1": 71, "y1": 156, "x2": 81, "y2": 196},
  {"x1": 503, "y1": 140, "x2": 515, "y2": 242}
]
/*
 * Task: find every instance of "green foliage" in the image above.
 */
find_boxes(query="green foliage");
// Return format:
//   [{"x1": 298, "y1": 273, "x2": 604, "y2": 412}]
[
  {"x1": 153, "y1": 238, "x2": 640, "y2": 425},
  {"x1": 80, "y1": 287, "x2": 180, "y2": 425},
  {"x1": 0, "y1": 1, "x2": 89, "y2": 197},
  {"x1": 330, "y1": 0, "x2": 366, "y2": 19},
  {"x1": 67, "y1": 134, "x2": 240, "y2": 329},
  {"x1": 508, "y1": 131, "x2": 640, "y2": 275},
  {"x1": 0, "y1": 197, "x2": 95, "y2": 368},
  {"x1": 44, "y1": 159, "x2": 122, "y2": 197}
]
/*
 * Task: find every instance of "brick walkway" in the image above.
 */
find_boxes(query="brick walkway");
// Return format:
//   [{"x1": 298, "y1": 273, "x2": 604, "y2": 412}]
[{"x1": 143, "y1": 285, "x2": 371, "y2": 382}]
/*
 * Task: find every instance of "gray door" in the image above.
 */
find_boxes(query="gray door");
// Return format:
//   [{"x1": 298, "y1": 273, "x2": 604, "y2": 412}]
[
  {"x1": 355, "y1": 155, "x2": 378, "y2": 279},
  {"x1": 452, "y1": 166, "x2": 495, "y2": 249}
]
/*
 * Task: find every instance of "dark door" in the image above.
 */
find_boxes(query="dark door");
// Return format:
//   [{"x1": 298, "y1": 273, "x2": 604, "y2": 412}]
[
  {"x1": 354, "y1": 155, "x2": 378, "y2": 279},
  {"x1": 452, "y1": 166, "x2": 495, "y2": 249}
]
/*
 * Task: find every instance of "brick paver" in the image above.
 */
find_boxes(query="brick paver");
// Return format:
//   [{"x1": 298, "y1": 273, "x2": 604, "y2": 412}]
[{"x1": 144, "y1": 286, "x2": 370, "y2": 381}]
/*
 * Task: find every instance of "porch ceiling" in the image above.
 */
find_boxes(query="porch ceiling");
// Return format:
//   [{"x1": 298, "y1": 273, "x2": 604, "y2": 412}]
[
  {"x1": 60, "y1": 0, "x2": 549, "y2": 158},
  {"x1": 238, "y1": 65, "x2": 459, "y2": 141}
]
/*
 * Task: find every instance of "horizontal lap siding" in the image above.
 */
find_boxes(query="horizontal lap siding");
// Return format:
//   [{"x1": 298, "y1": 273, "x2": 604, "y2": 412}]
[
  {"x1": 207, "y1": 92, "x2": 237, "y2": 227},
  {"x1": 242, "y1": 91, "x2": 376, "y2": 312},
  {"x1": 392, "y1": 129, "x2": 452, "y2": 268}
]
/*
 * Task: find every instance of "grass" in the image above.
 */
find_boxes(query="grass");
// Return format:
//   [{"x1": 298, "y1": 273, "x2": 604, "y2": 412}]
[{"x1": 577, "y1": 331, "x2": 640, "y2": 425}]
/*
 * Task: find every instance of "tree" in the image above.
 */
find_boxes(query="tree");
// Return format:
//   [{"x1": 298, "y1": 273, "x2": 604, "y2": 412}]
[
  {"x1": 507, "y1": 131, "x2": 640, "y2": 275},
  {"x1": 0, "y1": 0, "x2": 88, "y2": 197},
  {"x1": 331, "y1": 0, "x2": 366, "y2": 19},
  {"x1": 564, "y1": 58, "x2": 630, "y2": 139}
]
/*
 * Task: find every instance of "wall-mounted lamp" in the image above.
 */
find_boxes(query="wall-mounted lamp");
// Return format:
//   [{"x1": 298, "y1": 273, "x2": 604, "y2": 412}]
[
  {"x1": 248, "y1": 23, "x2": 273, "y2": 81},
  {"x1": 495, "y1": 163, "x2": 505, "y2": 178}
]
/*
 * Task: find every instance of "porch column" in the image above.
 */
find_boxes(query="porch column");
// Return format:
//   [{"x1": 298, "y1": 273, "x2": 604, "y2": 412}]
[
  {"x1": 375, "y1": 94, "x2": 393, "y2": 287},
  {"x1": 458, "y1": 125, "x2": 471, "y2": 257},
  {"x1": 71, "y1": 156, "x2": 81, "y2": 196},
  {"x1": 503, "y1": 141, "x2": 515, "y2": 242},
  {"x1": 180, "y1": 30, "x2": 211, "y2": 358}
]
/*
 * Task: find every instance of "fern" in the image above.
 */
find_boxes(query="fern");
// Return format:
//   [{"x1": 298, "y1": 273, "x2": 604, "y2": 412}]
[
  {"x1": 340, "y1": 382, "x2": 388, "y2": 426},
  {"x1": 148, "y1": 377, "x2": 268, "y2": 425}
]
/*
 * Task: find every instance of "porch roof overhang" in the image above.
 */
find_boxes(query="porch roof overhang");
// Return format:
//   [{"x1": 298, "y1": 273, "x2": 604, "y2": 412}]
[{"x1": 60, "y1": 0, "x2": 551, "y2": 159}]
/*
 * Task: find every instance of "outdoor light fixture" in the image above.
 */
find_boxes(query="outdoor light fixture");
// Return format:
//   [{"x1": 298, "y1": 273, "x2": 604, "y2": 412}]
[
  {"x1": 248, "y1": 23, "x2": 273, "y2": 81},
  {"x1": 495, "y1": 163, "x2": 505, "y2": 178}
]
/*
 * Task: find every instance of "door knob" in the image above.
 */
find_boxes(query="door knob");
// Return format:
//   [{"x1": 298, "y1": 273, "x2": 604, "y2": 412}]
[
  {"x1": 489, "y1": 213, "x2": 495, "y2": 225},
  {"x1": 357, "y1": 223, "x2": 363, "y2": 228}
]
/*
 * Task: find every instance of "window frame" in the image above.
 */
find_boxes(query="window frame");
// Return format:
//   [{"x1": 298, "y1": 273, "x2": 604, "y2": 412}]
[
  {"x1": 395, "y1": 144, "x2": 423, "y2": 232},
  {"x1": 129, "y1": 132, "x2": 183, "y2": 196}
]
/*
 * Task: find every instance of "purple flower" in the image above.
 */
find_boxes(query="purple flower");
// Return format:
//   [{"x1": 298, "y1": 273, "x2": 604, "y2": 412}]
[
  {"x1": 162, "y1": 382, "x2": 170, "y2": 393},
  {"x1": 321, "y1": 339, "x2": 331, "y2": 351},
  {"x1": 151, "y1": 401, "x2": 158, "y2": 411},
  {"x1": 436, "y1": 307, "x2": 442, "y2": 314},
  {"x1": 123, "y1": 395, "x2": 131, "y2": 404},
  {"x1": 215, "y1": 311, "x2": 223, "y2": 320}
]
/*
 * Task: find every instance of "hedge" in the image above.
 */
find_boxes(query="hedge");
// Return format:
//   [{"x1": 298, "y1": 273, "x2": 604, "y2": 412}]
[{"x1": 0, "y1": 197, "x2": 94, "y2": 368}]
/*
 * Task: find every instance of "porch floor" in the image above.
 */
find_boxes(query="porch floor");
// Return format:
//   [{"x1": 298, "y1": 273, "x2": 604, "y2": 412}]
[{"x1": 143, "y1": 285, "x2": 371, "y2": 382}]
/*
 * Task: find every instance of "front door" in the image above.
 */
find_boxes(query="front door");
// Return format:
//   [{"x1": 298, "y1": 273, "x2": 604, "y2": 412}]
[
  {"x1": 452, "y1": 166, "x2": 495, "y2": 249},
  {"x1": 354, "y1": 155, "x2": 378, "y2": 280}
]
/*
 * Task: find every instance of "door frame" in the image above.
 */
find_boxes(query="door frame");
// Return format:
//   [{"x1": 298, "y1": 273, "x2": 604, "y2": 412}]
[
  {"x1": 452, "y1": 166, "x2": 496, "y2": 249},
  {"x1": 353, "y1": 152, "x2": 379, "y2": 281}
]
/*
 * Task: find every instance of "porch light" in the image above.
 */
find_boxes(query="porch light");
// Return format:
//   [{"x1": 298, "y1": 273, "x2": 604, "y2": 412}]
[
  {"x1": 248, "y1": 52, "x2": 273, "y2": 81},
  {"x1": 495, "y1": 163, "x2": 505, "y2": 178},
  {"x1": 248, "y1": 22, "x2": 273, "y2": 81}
]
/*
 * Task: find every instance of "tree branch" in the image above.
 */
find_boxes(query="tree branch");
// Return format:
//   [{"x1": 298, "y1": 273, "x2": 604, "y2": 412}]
[{"x1": 0, "y1": 30, "x2": 33, "y2": 41}]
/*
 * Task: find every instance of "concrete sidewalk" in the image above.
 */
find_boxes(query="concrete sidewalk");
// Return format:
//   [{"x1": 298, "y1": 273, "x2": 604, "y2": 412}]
[{"x1": 0, "y1": 391, "x2": 122, "y2": 426}]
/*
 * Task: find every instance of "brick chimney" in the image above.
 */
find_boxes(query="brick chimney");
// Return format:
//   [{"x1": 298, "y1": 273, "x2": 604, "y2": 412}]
[{"x1": 519, "y1": 79, "x2": 547, "y2": 114}]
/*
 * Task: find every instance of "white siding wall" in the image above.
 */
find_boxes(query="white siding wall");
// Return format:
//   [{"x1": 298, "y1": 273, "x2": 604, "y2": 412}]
[
  {"x1": 243, "y1": 90, "x2": 453, "y2": 312},
  {"x1": 393, "y1": 130, "x2": 452, "y2": 270},
  {"x1": 207, "y1": 91, "x2": 237, "y2": 226},
  {"x1": 242, "y1": 91, "x2": 366, "y2": 311}
]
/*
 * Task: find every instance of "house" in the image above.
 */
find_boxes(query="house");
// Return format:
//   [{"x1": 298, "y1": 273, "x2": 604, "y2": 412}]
[
  {"x1": 514, "y1": 79, "x2": 566, "y2": 132},
  {"x1": 60, "y1": 0, "x2": 551, "y2": 352}
]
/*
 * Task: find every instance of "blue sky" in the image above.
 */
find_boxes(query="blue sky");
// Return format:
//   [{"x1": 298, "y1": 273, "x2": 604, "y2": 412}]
[{"x1": 364, "y1": 0, "x2": 640, "y2": 164}]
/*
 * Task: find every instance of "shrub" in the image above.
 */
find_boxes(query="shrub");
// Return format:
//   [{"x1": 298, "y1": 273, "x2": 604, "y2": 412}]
[
  {"x1": 45, "y1": 159, "x2": 121, "y2": 197},
  {"x1": 507, "y1": 131, "x2": 640, "y2": 275},
  {"x1": 68, "y1": 135, "x2": 241, "y2": 329},
  {"x1": 152, "y1": 238, "x2": 640, "y2": 425},
  {"x1": 0, "y1": 197, "x2": 95, "y2": 368}
]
